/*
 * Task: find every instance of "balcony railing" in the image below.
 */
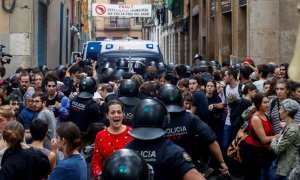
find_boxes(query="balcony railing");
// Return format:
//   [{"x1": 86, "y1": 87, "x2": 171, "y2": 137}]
[{"x1": 104, "y1": 17, "x2": 130, "y2": 30}]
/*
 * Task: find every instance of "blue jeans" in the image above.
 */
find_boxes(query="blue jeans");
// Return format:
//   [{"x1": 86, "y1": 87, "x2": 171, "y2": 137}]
[
  {"x1": 222, "y1": 124, "x2": 233, "y2": 153},
  {"x1": 268, "y1": 159, "x2": 288, "y2": 180}
]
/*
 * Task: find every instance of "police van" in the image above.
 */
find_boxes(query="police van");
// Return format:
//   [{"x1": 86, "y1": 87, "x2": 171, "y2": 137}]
[
  {"x1": 82, "y1": 41, "x2": 102, "y2": 61},
  {"x1": 97, "y1": 39, "x2": 164, "y2": 76}
]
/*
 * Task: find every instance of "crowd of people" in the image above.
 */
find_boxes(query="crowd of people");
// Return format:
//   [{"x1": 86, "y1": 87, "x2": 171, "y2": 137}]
[{"x1": 0, "y1": 55, "x2": 299, "y2": 180}]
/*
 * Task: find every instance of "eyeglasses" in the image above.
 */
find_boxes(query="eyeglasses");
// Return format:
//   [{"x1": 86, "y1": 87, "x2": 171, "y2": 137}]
[{"x1": 33, "y1": 100, "x2": 43, "y2": 104}]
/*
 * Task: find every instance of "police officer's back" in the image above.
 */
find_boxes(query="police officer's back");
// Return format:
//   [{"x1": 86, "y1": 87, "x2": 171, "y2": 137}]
[
  {"x1": 69, "y1": 77, "x2": 101, "y2": 132},
  {"x1": 157, "y1": 84, "x2": 216, "y2": 156},
  {"x1": 157, "y1": 84, "x2": 229, "y2": 175},
  {"x1": 118, "y1": 80, "x2": 140, "y2": 126},
  {"x1": 125, "y1": 98, "x2": 205, "y2": 180}
]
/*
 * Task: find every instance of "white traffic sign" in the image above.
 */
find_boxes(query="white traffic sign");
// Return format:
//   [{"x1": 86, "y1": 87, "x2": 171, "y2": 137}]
[{"x1": 92, "y1": 4, "x2": 152, "y2": 17}]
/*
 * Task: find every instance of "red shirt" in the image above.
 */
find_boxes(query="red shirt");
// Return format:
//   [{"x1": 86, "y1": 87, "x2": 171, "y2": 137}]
[
  {"x1": 91, "y1": 126, "x2": 132, "y2": 179},
  {"x1": 246, "y1": 113, "x2": 273, "y2": 147}
]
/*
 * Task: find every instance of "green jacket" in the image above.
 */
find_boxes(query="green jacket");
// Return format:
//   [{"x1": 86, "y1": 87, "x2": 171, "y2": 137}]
[{"x1": 270, "y1": 121, "x2": 300, "y2": 176}]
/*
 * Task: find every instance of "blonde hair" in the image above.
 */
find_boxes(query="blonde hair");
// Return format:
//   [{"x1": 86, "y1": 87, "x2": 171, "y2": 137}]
[{"x1": 0, "y1": 105, "x2": 15, "y2": 121}]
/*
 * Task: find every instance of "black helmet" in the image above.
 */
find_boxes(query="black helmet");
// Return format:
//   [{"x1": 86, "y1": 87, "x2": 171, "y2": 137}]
[
  {"x1": 166, "y1": 63, "x2": 175, "y2": 73},
  {"x1": 55, "y1": 65, "x2": 67, "y2": 81},
  {"x1": 100, "y1": 149, "x2": 149, "y2": 180},
  {"x1": 119, "y1": 80, "x2": 138, "y2": 97},
  {"x1": 129, "y1": 98, "x2": 168, "y2": 140},
  {"x1": 157, "y1": 84, "x2": 184, "y2": 113},
  {"x1": 116, "y1": 60, "x2": 128, "y2": 70},
  {"x1": 39, "y1": 65, "x2": 48, "y2": 74},
  {"x1": 210, "y1": 60, "x2": 221, "y2": 70},
  {"x1": 193, "y1": 54, "x2": 203, "y2": 61},
  {"x1": 102, "y1": 67, "x2": 115, "y2": 77},
  {"x1": 115, "y1": 69, "x2": 125, "y2": 81},
  {"x1": 157, "y1": 62, "x2": 166, "y2": 72},
  {"x1": 78, "y1": 77, "x2": 96, "y2": 99},
  {"x1": 185, "y1": 65, "x2": 192, "y2": 74},
  {"x1": 199, "y1": 60, "x2": 210, "y2": 68}
]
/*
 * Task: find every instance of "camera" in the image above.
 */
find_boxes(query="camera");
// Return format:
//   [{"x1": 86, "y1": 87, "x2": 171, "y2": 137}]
[
  {"x1": 82, "y1": 58, "x2": 93, "y2": 66},
  {"x1": 0, "y1": 44, "x2": 12, "y2": 64}
]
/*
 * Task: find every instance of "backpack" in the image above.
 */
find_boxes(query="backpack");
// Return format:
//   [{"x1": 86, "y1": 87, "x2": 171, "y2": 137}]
[
  {"x1": 224, "y1": 83, "x2": 243, "y2": 99},
  {"x1": 227, "y1": 121, "x2": 249, "y2": 163}
]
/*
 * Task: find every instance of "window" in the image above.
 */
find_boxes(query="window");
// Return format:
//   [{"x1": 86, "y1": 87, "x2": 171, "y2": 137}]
[
  {"x1": 172, "y1": 0, "x2": 183, "y2": 18},
  {"x1": 134, "y1": 17, "x2": 143, "y2": 26}
]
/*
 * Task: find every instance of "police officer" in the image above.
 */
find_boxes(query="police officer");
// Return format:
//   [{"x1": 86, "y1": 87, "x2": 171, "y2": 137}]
[
  {"x1": 100, "y1": 149, "x2": 150, "y2": 180},
  {"x1": 157, "y1": 84, "x2": 229, "y2": 175},
  {"x1": 69, "y1": 77, "x2": 101, "y2": 132},
  {"x1": 193, "y1": 54, "x2": 203, "y2": 67},
  {"x1": 118, "y1": 79, "x2": 140, "y2": 126},
  {"x1": 125, "y1": 98, "x2": 205, "y2": 180}
]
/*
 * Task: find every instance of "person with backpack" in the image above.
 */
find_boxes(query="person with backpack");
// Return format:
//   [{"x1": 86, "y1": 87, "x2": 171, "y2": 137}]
[
  {"x1": 222, "y1": 67, "x2": 244, "y2": 153},
  {"x1": 241, "y1": 93, "x2": 277, "y2": 180}
]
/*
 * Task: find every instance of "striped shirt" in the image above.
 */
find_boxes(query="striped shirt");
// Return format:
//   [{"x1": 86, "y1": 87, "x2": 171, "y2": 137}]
[{"x1": 269, "y1": 98, "x2": 300, "y2": 135}]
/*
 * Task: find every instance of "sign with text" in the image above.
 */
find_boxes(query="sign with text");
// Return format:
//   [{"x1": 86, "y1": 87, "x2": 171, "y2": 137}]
[{"x1": 92, "y1": 4, "x2": 152, "y2": 17}]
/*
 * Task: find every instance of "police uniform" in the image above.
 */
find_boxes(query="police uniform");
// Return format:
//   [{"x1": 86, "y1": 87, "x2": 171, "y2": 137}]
[
  {"x1": 69, "y1": 96, "x2": 101, "y2": 132},
  {"x1": 165, "y1": 111, "x2": 217, "y2": 166},
  {"x1": 69, "y1": 77, "x2": 100, "y2": 132},
  {"x1": 128, "y1": 98, "x2": 203, "y2": 180},
  {"x1": 125, "y1": 138, "x2": 195, "y2": 180},
  {"x1": 118, "y1": 79, "x2": 140, "y2": 126},
  {"x1": 119, "y1": 96, "x2": 140, "y2": 126}
]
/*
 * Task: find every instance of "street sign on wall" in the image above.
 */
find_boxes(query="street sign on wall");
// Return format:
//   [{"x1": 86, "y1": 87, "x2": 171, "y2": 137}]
[{"x1": 92, "y1": 4, "x2": 152, "y2": 17}]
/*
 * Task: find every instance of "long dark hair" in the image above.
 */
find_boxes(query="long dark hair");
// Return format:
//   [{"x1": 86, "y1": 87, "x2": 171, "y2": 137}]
[
  {"x1": 56, "y1": 122, "x2": 81, "y2": 156},
  {"x1": 205, "y1": 79, "x2": 218, "y2": 96},
  {"x1": 253, "y1": 93, "x2": 267, "y2": 111}
]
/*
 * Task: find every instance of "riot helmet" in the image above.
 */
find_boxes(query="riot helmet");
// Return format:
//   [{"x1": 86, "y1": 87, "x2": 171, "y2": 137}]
[
  {"x1": 193, "y1": 54, "x2": 203, "y2": 61},
  {"x1": 102, "y1": 67, "x2": 115, "y2": 77},
  {"x1": 129, "y1": 98, "x2": 168, "y2": 140},
  {"x1": 166, "y1": 63, "x2": 175, "y2": 73},
  {"x1": 118, "y1": 79, "x2": 138, "y2": 97},
  {"x1": 78, "y1": 77, "x2": 97, "y2": 99},
  {"x1": 157, "y1": 62, "x2": 166, "y2": 73},
  {"x1": 210, "y1": 60, "x2": 221, "y2": 71},
  {"x1": 100, "y1": 149, "x2": 149, "y2": 180},
  {"x1": 116, "y1": 59, "x2": 129, "y2": 70},
  {"x1": 55, "y1": 65, "x2": 67, "y2": 81},
  {"x1": 115, "y1": 69, "x2": 125, "y2": 81},
  {"x1": 39, "y1": 65, "x2": 48, "y2": 74},
  {"x1": 199, "y1": 60, "x2": 210, "y2": 68},
  {"x1": 185, "y1": 65, "x2": 192, "y2": 74},
  {"x1": 157, "y1": 84, "x2": 184, "y2": 113}
]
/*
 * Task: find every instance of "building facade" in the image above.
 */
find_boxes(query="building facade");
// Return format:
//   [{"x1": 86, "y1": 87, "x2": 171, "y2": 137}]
[
  {"x1": 0, "y1": 0, "x2": 88, "y2": 75},
  {"x1": 93, "y1": 0, "x2": 143, "y2": 40},
  {"x1": 144, "y1": 0, "x2": 300, "y2": 65}
]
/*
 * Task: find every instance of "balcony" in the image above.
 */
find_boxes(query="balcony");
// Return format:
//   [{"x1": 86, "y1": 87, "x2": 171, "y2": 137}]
[{"x1": 104, "y1": 17, "x2": 130, "y2": 31}]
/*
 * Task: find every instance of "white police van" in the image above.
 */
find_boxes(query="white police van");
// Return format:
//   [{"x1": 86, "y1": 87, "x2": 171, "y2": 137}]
[
  {"x1": 82, "y1": 41, "x2": 102, "y2": 61},
  {"x1": 97, "y1": 38, "x2": 164, "y2": 75}
]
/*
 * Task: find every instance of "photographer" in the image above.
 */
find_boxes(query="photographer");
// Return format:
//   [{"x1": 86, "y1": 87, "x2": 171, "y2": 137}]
[{"x1": 63, "y1": 58, "x2": 82, "y2": 97}]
